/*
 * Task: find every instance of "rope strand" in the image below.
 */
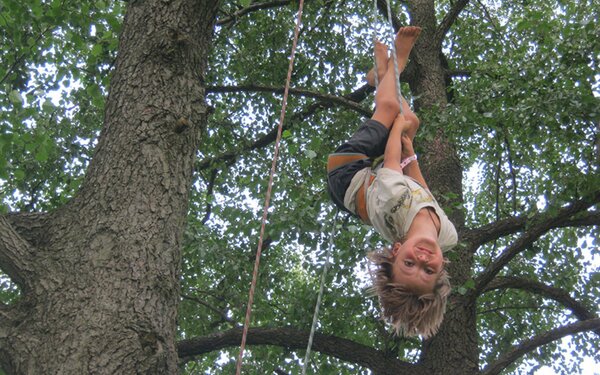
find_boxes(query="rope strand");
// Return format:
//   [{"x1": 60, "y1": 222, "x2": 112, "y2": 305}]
[
  {"x1": 371, "y1": 0, "x2": 403, "y2": 112},
  {"x1": 384, "y1": 0, "x2": 404, "y2": 114},
  {"x1": 301, "y1": 210, "x2": 339, "y2": 375},
  {"x1": 235, "y1": 1, "x2": 305, "y2": 374},
  {"x1": 371, "y1": 0, "x2": 380, "y2": 88}
]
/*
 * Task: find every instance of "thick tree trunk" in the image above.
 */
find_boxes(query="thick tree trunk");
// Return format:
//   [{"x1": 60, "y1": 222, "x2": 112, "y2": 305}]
[{"x1": 0, "y1": 1, "x2": 219, "y2": 373}]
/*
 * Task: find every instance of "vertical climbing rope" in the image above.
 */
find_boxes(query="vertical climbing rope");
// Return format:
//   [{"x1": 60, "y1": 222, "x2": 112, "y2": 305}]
[
  {"x1": 235, "y1": 1, "x2": 305, "y2": 374},
  {"x1": 371, "y1": 0, "x2": 380, "y2": 88},
  {"x1": 371, "y1": 0, "x2": 403, "y2": 113},
  {"x1": 383, "y1": 0, "x2": 404, "y2": 114},
  {"x1": 301, "y1": 210, "x2": 339, "y2": 375}
]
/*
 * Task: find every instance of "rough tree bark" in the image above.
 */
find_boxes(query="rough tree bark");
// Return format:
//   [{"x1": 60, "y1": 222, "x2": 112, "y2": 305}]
[{"x1": 0, "y1": 1, "x2": 219, "y2": 373}]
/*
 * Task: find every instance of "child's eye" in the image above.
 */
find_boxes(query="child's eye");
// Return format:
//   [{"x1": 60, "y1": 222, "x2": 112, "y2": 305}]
[
  {"x1": 404, "y1": 260, "x2": 414, "y2": 267},
  {"x1": 425, "y1": 268, "x2": 435, "y2": 275}
]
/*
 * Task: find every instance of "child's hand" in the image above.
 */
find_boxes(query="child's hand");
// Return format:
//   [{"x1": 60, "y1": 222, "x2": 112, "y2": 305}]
[
  {"x1": 393, "y1": 114, "x2": 412, "y2": 133},
  {"x1": 401, "y1": 133, "x2": 415, "y2": 159}
]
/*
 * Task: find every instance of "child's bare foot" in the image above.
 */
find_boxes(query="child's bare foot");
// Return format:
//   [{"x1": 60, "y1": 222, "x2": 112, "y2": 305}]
[
  {"x1": 393, "y1": 26, "x2": 421, "y2": 73},
  {"x1": 393, "y1": 114, "x2": 412, "y2": 133},
  {"x1": 402, "y1": 110, "x2": 420, "y2": 140},
  {"x1": 366, "y1": 26, "x2": 421, "y2": 86},
  {"x1": 397, "y1": 89, "x2": 421, "y2": 140},
  {"x1": 366, "y1": 41, "x2": 389, "y2": 87}
]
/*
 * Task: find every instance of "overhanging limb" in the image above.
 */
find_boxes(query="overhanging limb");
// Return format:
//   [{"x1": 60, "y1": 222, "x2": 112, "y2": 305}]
[
  {"x1": 481, "y1": 318, "x2": 600, "y2": 375},
  {"x1": 0, "y1": 215, "x2": 36, "y2": 292}
]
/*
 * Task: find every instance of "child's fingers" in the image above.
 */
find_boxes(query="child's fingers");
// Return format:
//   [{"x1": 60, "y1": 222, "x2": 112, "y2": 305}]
[
  {"x1": 394, "y1": 119, "x2": 411, "y2": 133},
  {"x1": 393, "y1": 115, "x2": 409, "y2": 126}
]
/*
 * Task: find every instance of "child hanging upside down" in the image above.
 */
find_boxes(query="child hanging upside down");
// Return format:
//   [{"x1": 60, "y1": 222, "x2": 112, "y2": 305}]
[{"x1": 327, "y1": 26, "x2": 458, "y2": 338}]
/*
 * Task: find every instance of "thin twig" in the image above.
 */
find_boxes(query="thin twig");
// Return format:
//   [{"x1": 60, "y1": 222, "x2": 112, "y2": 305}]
[{"x1": 216, "y1": 1, "x2": 292, "y2": 27}]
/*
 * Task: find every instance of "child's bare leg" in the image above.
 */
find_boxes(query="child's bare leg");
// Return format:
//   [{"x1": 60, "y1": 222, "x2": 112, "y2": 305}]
[
  {"x1": 400, "y1": 94, "x2": 420, "y2": 140},
  {"x1": 371, "y1": 57, "x2": 403, "y2": 128},
  {"x1": 367, "y1": 41, "x2": 389, "y2": 87},
  {"x1": 390, "y1": 26, "x2": 422, "y2": 139},
  {"x1": 366, "y1": 26, "x2": 421, "y2": 86}
]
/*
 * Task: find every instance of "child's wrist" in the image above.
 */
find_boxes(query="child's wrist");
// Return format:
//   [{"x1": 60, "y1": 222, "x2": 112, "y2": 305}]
[{"x1": 400, "y1": 154, "x2": 417, "y2": 169}]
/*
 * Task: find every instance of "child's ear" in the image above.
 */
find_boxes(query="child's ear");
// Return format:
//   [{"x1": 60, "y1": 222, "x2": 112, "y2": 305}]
[{"x1": 392, "y1": 242, "x2": 402, "y2": 256}]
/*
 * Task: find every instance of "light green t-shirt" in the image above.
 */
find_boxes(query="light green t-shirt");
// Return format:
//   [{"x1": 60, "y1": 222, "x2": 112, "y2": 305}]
[{"x1": 344, "y1": 167, "x2": 458, "y2": 251}]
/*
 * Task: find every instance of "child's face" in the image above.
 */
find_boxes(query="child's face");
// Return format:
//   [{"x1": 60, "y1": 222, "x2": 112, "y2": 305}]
[{"x1": 391, "y1": 237, "x2": 444, "y2": 294}]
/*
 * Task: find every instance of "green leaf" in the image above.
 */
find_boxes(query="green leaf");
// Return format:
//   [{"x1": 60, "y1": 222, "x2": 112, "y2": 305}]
[
  {"x1": 304, "y1": 149, "x2": 317, "y2": 159},
  {"x1": 91, "y1": 44, "x2": 103, "y2": 57},
  {"x1": 463, "y1": 278, "x2": 475, "y2": 290},
  {"x1": 35, "y1": 143, "x2": 49, "y2": 162},
  {"x1": 13, "y1": 169, "x2": 25, "y2": 180},
  {"x1": 42, "y1": 99, "x2": 56, "y2": 111},
  {"x1": 8, "y1": 90, "x2": 23, "y2": 105}
]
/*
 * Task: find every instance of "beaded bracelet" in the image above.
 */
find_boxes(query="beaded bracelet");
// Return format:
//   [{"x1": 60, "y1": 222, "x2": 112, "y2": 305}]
[{"x1": 400, "y1": 154, "x2": 417, "y2": 169}]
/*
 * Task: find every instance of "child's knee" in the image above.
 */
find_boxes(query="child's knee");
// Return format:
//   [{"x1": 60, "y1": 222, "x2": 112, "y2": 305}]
[
  {"x1": 405, "y1": 111, "x2": 420, "y2": 129},
  {"x1": 376, "y1": 97, "x2": 401, "y2": 117}
]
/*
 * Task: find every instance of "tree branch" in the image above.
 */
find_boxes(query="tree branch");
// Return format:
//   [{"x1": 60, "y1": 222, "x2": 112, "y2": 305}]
[
  {"x1": 471, "y1": 190, "x2": 600, "y2": 295},
  {"x1": 435, "y1": 0, "x2": 471, "y2": 48},
  {"x1": 0, "y1": 25, "x2": 54, "y2": 87},
  {"x1": 445, "y1": 68, "x2": 471, "y2": 78},
  {"x1": 561, "y1": 212, "x2": 600, "y2": 227},
  {"x1": 200, "y1": 168, "x2": 218, "y2": 225},
  {"x1": 4, "y1": 212, "x2": 49, "y2": 247},
  {"x1": 180, "y1": 294, "x2": 238, "y2": 327},
  {"x1": 206, "y1": 84, "x2": 372, "y2": 117},
  {"x1": 501, "y1": 126, "x2": 518, "y2": 214},
  {"x1": 484, "y1": 276, "x2": 600, "y2": 336},
  {"x1": 216, "y1": 1, "x2": 292, "y2": 27},
  {"x1": 463, "y1": 210, "x2": 600, "y2": 254},
  {"x1": 479, "y1": 304, "x2": 554, "y2": 315},
  {"x1": 197, "y1": 83, "x2": 373, "y2": 171},
  {"x1": 0, "y1": 301, "x2": 15, "y2": 345},
  {"x1": 481, "y1": 318, "x2": 600, "y2": 375},
  {"x1": 0, "y1": 300, "x2": 12, "y2": 321},
  {"x1": 472, "y1": 0, "x2": 518, "y2": 51},
  {"x1": 376, "y1": 0, "x2": 402, "y2": 31},
  {"x1": 177, "y1": 326, "x2": 415, "y2": 374},
  {"x1": 0, "y1": 215, "x2": 37, "y2": 292}
]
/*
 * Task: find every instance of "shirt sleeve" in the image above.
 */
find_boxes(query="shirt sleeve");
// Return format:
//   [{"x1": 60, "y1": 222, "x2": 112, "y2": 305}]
[{"x1": 435, "y1": 207, "x2": 458, "y2": 252}]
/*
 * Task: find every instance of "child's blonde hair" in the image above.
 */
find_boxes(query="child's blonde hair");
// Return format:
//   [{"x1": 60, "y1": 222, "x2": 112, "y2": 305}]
[{"x1": 368, "y1": 247, "x2": 451, "y2": 339}]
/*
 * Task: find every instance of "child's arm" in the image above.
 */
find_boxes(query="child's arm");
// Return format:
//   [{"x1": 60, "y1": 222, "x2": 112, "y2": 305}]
[
  {"x1": 400, "y1": 134, "x2": 429, "y2": 190},
  {"x1": 383, "y1": 115, "x2": 409, "y2": 172}
]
